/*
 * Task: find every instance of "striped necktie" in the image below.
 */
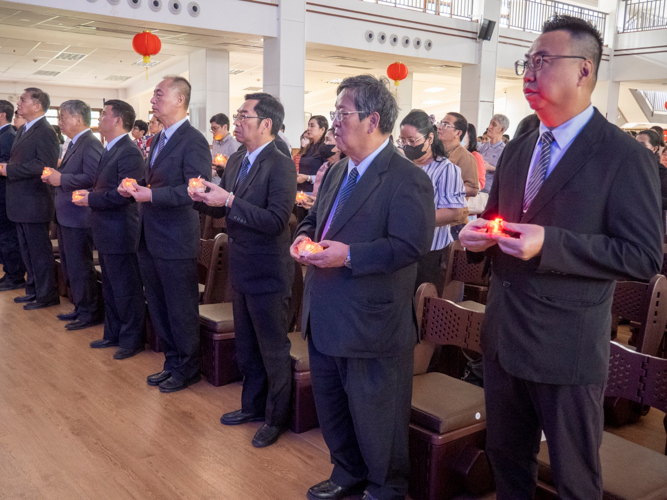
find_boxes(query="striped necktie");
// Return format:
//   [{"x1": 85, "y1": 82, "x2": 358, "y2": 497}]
[
  {"x1": 523, "y1": 131, "x2": 554, "y2": 213},
  {"x1": 151, "y1": 132, "x2": 166, "y2": 167},
  {"x1": 235, "y1": 156, "x2": 250, "y2": 190},
  {"x1": 331, "y1": 167, "x2": 359, "y2": 222}
]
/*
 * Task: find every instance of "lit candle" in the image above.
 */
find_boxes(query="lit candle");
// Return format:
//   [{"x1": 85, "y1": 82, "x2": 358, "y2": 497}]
[
  {"x1": 188, "y1": 177, "x2": 206, "y2": 193},
  {"x1": 72, "y1": 190, "x2": 84, "y2": 202},
  {"x1": 43, "y1": 167, "x2": 53, "y2": 176},
  {"x1": 214, "y1": 154, "x2": 227, "y2": 166},
  {"x1": 297, "y1": 237, "x2": 324, "y2": 256},
  {"x1": 295, "y1": 191, "x2": 307, "y2": 205},
  {"x1": 122, "y1": 178, "x2": 137, "y2": 191},
  {"x1": 486, "y1": 217, "x2": 508, "y2": 237}
]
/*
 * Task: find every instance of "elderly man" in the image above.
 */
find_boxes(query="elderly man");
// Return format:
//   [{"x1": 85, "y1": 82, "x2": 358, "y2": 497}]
[
  {"x1": 42, "y1": 100, "x2": 104, "y2": 329},
  {"x1": 190, "y1": 93, "x2": 296, "y2": 448},
  {"x1": 0, "y1": 88, "x2": 59, "y2": 309},
  {"x1": 460, "y1": 16, "x2": 663, "y2": 499},
  {"x1": 292, "y1": 75, "x2": 435, "y2": 500},
  {"x1": 120, "y1": 76, "x2": 211, "y2": 392},
  {"x1": 479, "y1": 113, "x2": 509, "y2": 194}
]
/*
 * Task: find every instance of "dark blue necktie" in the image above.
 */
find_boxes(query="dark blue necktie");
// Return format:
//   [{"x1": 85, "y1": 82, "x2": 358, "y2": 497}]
[
  {"x1": 235, "y1": 156, "x2": 250, "y2": 190},
  {"x1": 331, "y1": 167, "x2": 359, "y2": 222}
]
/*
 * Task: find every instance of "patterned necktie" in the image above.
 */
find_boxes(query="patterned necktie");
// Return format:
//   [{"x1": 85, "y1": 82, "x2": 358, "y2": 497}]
[
  {"x1": 62, "y1": 141, "x2": 75, "y2": 163},
  {"x1": 523, "y1": 131, "x2": 555, "y2": 213},
  {"x1": 151, "y1": 132, "x2": 166, "y2": 167},
  {"x1": 331, "y1": 167, "x2": 359, "y2": 222},
  {"x1": 235, "y1": 156, "x2": 250, "y2": 190}
]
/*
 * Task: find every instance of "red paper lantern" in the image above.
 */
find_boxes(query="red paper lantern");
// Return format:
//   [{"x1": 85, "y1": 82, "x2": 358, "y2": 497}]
[
  {"x1": 664, "y1": 101, "x2": 667, "y2": 110},
  {"x1": 387, "y1": 62, "x2": 409, "y2": 87},
  {"x1": 132, "y1": 31, "x2": 161, "y2": 64}
]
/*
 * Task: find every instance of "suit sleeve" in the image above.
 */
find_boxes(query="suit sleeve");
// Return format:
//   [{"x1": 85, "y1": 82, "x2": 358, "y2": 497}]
[
  {"x1": 539, "y1": 147, "x2": 663, "y2": 281},
  {"x1": 60, "y1": 142, "x2": 103, "y2": 192},
  {"x1": 659, "y1": 163, "x2": 667, "y2": 211},
  {"x1": 227, "y1": 156, "x2": 297, "y2": 236},
  {"x1": 349, "y1": 167, "x2": 435, "y2": 276},
  {"x1": 150, "y1": 133, "x2": 211, "y2": 208},
  {"x1": 6, "y1": 128, "x2": 59, "y2": 181},
  {"x1": 89, "y1": 149, "x2": 145, "y2": 211}
]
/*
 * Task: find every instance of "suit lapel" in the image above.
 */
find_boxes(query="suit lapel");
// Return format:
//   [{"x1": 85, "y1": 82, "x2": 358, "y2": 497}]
[
  {"x1": 223, "y1": 153, "x2": 243, "y2": 192},
  {"x1": 234, "y1": 141, "x2": 277, "y2": 198},
  {"x1": 503, "y1": 131, "x2": 539, "y2": 223},
  {"x1": 316, "y1": 158, "x2": 348, "y2": 241},
  {"x1": 521, "y1": 110, "x2": 604, "y2": 224},
  {"x1": 151, "y1": 121, "x2": 188, "y2": 170},
  {"x1": 94, "y1": 135, "x2": 125, "y2": 184},
  {"x1": 60, "y1": 130, "x2": 90, "y2": 168}
]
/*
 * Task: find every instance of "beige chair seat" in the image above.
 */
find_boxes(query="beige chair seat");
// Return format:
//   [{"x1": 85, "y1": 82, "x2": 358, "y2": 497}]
[
  {"x1": 199, "y1": 302, "x2": 234, "y2": 334},
  {"x1": 459, "y1": 300, "x2": 486, "y2": 313},
  {"x1": 537, "y1": 431, "x2": 667, "y2": 500},
  {"x1": 288, "y1": 331, "x2": 309, "y2": 372},
  {"x1": 411, "y1": 372, "x2": 486, "y2": 434},
  {"x1": 51, "y1": 239, "x2": 59, "y2": 255}
]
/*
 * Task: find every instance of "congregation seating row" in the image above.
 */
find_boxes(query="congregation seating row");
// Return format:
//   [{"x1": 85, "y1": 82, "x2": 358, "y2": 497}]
[{"x1": 51, "y1": 217, "x2": 667, "y2": 500}]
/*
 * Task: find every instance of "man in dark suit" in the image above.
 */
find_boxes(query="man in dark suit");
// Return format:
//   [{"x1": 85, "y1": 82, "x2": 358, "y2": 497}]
[
  {"x1": 0, "y1": 88, "x2": 59, "y2": 309},
  {"x1": 0, "y1": 100, "x2": 25, "y2": 291},
  {"x1": 190, "y1": 92, "x2": 297, "y2": 448},
  {"x1": 74, "y1": 100, "x2": 146, "y2": 360},
  {"x1": 121, "y1": 76, "x2": 210, "y2": 392},
  {"x1": 459, "y1": 16, "x2": 664, "y2": 499},
  {"x1": 291, "y1": 75, "x2": 435, "y2": 500},
  {"x1": 42, "y1": 100, "x2": 103, "y2": 330}
]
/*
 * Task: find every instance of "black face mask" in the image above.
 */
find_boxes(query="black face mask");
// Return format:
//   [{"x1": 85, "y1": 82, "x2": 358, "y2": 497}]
[
  {"x1": 319, "y1": 143, "x2": 336, "y2": 159},
  {"x1": 402, "y1": 143, "x2": 428, "y2": 161}
]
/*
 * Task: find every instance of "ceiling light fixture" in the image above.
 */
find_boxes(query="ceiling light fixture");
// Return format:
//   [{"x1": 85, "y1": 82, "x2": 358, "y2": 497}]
[{"x1": 423, "y1": 87, "x2": 446, "y2": 93}]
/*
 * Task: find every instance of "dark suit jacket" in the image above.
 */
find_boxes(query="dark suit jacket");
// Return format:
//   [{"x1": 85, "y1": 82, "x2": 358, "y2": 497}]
[
  {"x1": 5, "y1": 117, "x2": 59, "y2": 223},
  {"x1": 88, "y1": 135, "x2": 144, "y2": 254},
  {"x1": 141, "y1": 120, "x2": 211, "y2": 260},
  {"x1": 195, "y1": 140, "x2": 297, "y2": 295},
  {"x1": 55, "y1": 130, "x2": 104, "y2": 228},
  {"x1": 475, "y1": 108, "x2": 663, "y2": 385},
  {"x1": 0, "y1": 124, "x2": 16, "y2": 207},
  {"x1": 297, "y1": 142, "x2": 435, "y2": 358}
]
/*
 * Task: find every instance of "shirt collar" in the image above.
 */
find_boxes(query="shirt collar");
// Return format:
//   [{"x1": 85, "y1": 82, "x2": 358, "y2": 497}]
[
  {"x1": 24, "y1": 114, "x2": 45, "y2": 132},
  {"x1": 539, "y1": 104, "x2": 594, "y2": 149},
  {"x1": 348, "y1": 138, "x2": 390, "y2": 178},
  {"x1": 0, "y1": 123, "x2": 10, "y2": 132},
  {"x1": 162, "y1": 117, "x2": 188, "y2": 142},
  {"x1": 244, "y1": 139, "x2": 272, "y2": 166},
  {"x1": 106, "y1": 134, "x2": 125, "y2": 151},
  {"x1": 71, "y1": 129, "x2": 89, "y2": 145}
]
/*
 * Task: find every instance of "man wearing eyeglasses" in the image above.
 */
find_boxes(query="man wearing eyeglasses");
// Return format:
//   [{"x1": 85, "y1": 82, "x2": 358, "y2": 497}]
[
  {"x1": 459, "y1": 16, "x2": 663, "y2": 500},
  {"x1": 190, "y1": 93, "x2": 297, "y2": 449}
]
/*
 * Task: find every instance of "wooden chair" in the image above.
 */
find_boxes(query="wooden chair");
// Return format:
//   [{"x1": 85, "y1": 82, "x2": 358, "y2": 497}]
[
  {"x1": 201, "y1": 214, "x2": 227, "y2": 240},
  {"x1": 605, "y1": 275, "x2": 667, "y2": 426},
  {"x1": 536, "y1": 342, "x2": 667, "y2": 500},
  {"x1": 441, "y1": 241, "x2": 489, "y2": 304},
  {"x1": 409, "y1": 283, "x2": 493, "y2": 500},
  {"x1": 197, "y1": 233, "x2": 231, "y2": 305}
]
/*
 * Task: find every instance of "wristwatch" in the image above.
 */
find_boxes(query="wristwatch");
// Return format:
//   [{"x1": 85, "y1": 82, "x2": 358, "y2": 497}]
[{"x1": 344, "y1": 248, "x2": 352, "y2": 269}]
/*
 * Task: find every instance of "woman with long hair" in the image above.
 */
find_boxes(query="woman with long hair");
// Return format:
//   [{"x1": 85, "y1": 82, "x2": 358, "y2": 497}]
[
  {"x1": 296, "y1": 115, "x2": 328, "y2": 193},
  {"x1": 399, "y1": 109, "x2": 466, "y2": 293},
  {"x1": 301, "y1": 128, "x2": 346, "y2": 210},
  {"x1": 293, "y1": 130, "x2": 310, "y2": 172}
]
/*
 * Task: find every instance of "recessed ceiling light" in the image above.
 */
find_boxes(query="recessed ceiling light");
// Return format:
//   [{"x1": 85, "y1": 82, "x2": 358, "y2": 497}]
[
  {"x1": 423, "y1": 87, "x2": 446, "y2": 93},
  {"x1": 422, "y1": 100, "x2": 442, "y2": 105},
  {"x1": 327, "y1": 79, "x2": 342, "y2": 84}
]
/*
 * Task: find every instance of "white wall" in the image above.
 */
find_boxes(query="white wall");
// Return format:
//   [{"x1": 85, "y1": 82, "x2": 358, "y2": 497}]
[
  {"x1": 614, "y1": 28, "x2": 667, "y2": 81},
  {"x1": 0, "y1": 81, "x2": 118, "y2": 110}
]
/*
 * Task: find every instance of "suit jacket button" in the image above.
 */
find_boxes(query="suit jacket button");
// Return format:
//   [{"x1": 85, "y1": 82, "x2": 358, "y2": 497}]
[
  {"x1": 228, "y1": 237, "x2": 233, "y2": 243},
  {"x1": 503, "y1": 281, "x2": 511, "y2": 288}
]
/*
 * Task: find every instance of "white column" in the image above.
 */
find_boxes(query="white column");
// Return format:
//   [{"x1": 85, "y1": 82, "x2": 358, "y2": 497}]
[
  {"x1": 393, "y1": 72, "x2": 413, "y2": 138},
  {"x1": 460, "y1": 0, "x2": 501, "y2": 132},
  {"x1": 263, "y1": 0, "x2": 306, "y2": 147},
  {"x1": 605, "y1": 81, "x2": 621, "y2": 124},
  {"x1": 189, "y1": 49, "x2": 230, "y2": 141}
]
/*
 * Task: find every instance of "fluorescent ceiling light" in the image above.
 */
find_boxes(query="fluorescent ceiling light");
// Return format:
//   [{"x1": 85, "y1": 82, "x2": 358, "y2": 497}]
[
  {"x1": 327, "y1": 78, "x2": 343, "y2": 84},
  {"x1": 422, "y1": 100, "x2": 442, "y2": 105},
  {"x1": 424, "y1": 87, "x2": 446, "y2": 93}
]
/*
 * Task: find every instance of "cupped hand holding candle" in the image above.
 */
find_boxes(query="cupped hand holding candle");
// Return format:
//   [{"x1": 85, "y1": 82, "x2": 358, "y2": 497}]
[
  {"x1": 43, "y1": 167, "x2": 53, "y2": 177},
  {"x1": 295, "y1": 191, "x2": 307, "y2": 205},
  {"x1": 486, "y1": 217, "x2": 510, "y2": 237},
  {"x1": 122, "y1": 178, "x2": 138, "y2": 192},
  {"x1": 188, "y1": 177, "x2": 206, "y2": 194},
  {"x1": 213, "y1": 154, "x2": 228, "y2": 167},
  {"x1": 296, "y1": 237, "x2": 324, "y2": 256}
]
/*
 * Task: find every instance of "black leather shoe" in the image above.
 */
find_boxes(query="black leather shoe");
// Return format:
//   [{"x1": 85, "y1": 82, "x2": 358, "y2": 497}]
[
  {"x1": 24, "y1": 298, "x2": 60, "y2": 310},
  {"x1": 113, "y1": 346, "x2": 145, "y2": 360},
  {"x1": 251, "y1": 424, "x2": 286, "y2": 448},
  {"x1": 90, "y1": 339, "x2": 119, "y2": 349},
  {"x1": 147, "y1": 370, "x2": 171, "y2": 386},
  {"x1": 0, "y1": 280, "x2": 26, "y2": 291},
  {"x1": 57, "y1": 311, "x2": 79, "y2": 321},
  {"x1": 220, "y1": 409, "x2": 265, "y2": 426},
  {"x1": 158, "y1": 373, "x2": 201, "y2": 393},
  {"x1": 65, "y1": 318, "x2": 103, "y2": 331},
  {"x1": 306, "y1": 480, "x2": 367, "y2": 500},
  {"x1": 14, "y1": 294, "x2": 36, "y2": 303}
]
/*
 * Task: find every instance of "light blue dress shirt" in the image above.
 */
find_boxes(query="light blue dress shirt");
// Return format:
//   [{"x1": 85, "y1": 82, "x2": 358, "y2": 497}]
[
  {"x1": 242, "y1": 139, "x2": 272, "y2": 175},
  {"x1": 151, "y1": 116, "x2": 188, "y2": 165},
  {"x1": 23, "y1": 114, "x2": 45, "y2": 132},
  {"x1": 106, "y1": 134, "x2": 125, "y2": 151}
]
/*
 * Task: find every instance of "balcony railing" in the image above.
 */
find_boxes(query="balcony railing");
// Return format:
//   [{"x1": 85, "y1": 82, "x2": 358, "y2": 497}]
[
  {"x1": 621, "y1": 0, "x2": 667, "y2": 32},
  {"x1": 638, "y1": 90, "x2": 667, "y2": 114},
  {"x1": 500, "y1": 0, "x2": 607, "y2": 38},
  {"x1": 361, "y1": 0, "x2": 474, "y2": 20}
]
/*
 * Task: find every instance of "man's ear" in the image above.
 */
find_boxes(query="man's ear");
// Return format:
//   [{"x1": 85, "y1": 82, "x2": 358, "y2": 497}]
[{"x1": 367, "y1": 112, "x2": 380, "y2": 134}]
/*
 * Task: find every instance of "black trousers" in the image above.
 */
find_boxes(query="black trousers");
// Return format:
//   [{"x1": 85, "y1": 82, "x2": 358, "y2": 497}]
[
  {"x1": 16, "y1": 222, "x2": 57, "y2": 303},
  {"x1": 99, "y1": 252, "x2": 145, "y2": 349},
  {"x1": 233, "y1": 287, "x2": 292, "y2": 427},
  {"x1": 308, "y1": 336, "x2": 413, "y2": 500},
  {"x1": 139, "y1": 247, "x2": 200, "y2": 381},
  {"x1": 57, "y1": 224, "x2": 100, "y2": 322},
  {"x1": 414, "y1": 248, "x2": 445, "y2": 295},
  {"x1": 0, "y1": 199, "x2": 25, "y2": 283},
  {"x1": 484, "y1": 354, "x2": 605, "y2": 500}
]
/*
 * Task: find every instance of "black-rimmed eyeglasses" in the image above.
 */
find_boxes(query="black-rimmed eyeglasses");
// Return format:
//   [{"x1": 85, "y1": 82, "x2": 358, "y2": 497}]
[{"x1": 515, "y1": 55, "x2": 587, "y2": 76}]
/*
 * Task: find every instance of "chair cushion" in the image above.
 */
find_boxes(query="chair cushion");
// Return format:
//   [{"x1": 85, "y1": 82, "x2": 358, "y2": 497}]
[
  {"x1": 537, "y1": 431, "x2": 667, "y2": 500},
  {"x1": 199, "y1": 303, "x2": 234, "y2": 333},
  {"x1": 289, "y1": 331, "x2": 309, "y2": 372},
  {"x1": 459, "y1": 300, "x2": 486, "y2": 313},
  {"x1": 411, "y1": 372, "x2": 486, "y2": 434}
]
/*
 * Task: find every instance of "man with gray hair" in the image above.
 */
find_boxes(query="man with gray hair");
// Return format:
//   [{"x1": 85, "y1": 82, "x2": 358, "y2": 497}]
[
  {"x1": 291, "y1": 75, "x2": 435, "y2": 500},
  {"x1": 479, "y1": 113, "x2": 510, "y2": 194},
  {"x1": 42, "y1": 100, "x2": 104, "y2": 329}
]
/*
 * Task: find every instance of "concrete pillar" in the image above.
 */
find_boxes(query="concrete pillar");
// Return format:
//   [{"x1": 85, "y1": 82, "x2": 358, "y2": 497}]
[
  {"x1": 605, "y1": 81, "x2": 621, "y2": 124},
  {"x1": 189, "y1": 49, "x2": 230, "y2": 142},
  {"x1": 393, "y1": 72, "x2": 413, "y2": 137},
  {"x1": 460, "y1": 0, "x2": 500, "y2": 132},
  {"x1": 263, "y1": 0, "x2": 306, "y2": 147}
]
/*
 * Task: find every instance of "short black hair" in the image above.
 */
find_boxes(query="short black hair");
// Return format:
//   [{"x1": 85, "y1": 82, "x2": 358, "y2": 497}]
[
  {"x1": 244, "y1": 92, "x2": 284, "y2": 136},
  {"x1": 467, "y1": 123, "x2": 479, "y2": 153},
  {"x1": 0, "y1": 100, "x2": 13, "y2": 123},
  {"x1": 446, "y1": 112, "x2": 468, "y2": 141},
  {"x1": 133, "y1": 120, "x2": 148, "y2": 134},
  {"x1": 514, "y1": 113, "x2": 541, "y2": 138},
  {"x1": 24, "y1": 87, "x2": 50, "y2": 112},
  {"x1": 542, "y1": 15, "x2": 603, "y2": 80},
  {"x1": 210, "y1": 113, "x2": 230, "y2": 129},
  {"x1": 650, "y1": 125, "x2": 665, "y2": 147},
  {"x1": 105, "y1": 100, "x2": 136, "y2": 132}
]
